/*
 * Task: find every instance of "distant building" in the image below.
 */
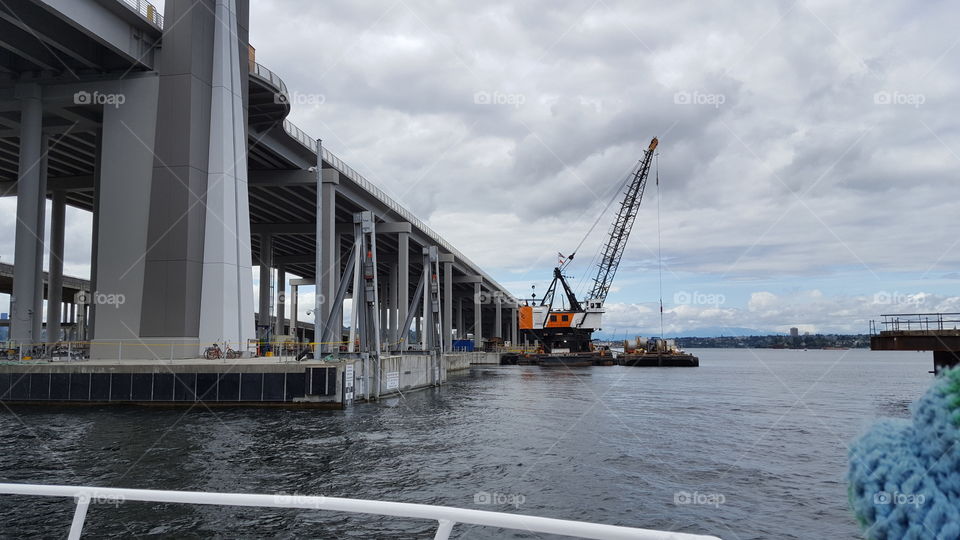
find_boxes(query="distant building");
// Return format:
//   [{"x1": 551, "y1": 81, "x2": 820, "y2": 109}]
[{"x1": 790, "y1": 327, "x2": 799, "y2": 337}]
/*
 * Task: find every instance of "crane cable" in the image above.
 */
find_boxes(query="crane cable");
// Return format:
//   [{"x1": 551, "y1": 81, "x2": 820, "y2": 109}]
[
  {"x1": 566, "y1": 161, "x2": 642, "y2": 304},
  {"x1": 656, "y1": 152, "x2": 664, "y2": 340}
]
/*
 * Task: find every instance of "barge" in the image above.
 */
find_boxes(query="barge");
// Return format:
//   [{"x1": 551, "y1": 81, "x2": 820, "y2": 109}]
[{"x1": 617, "y1": 337, "x2": 700, "y2": 367}]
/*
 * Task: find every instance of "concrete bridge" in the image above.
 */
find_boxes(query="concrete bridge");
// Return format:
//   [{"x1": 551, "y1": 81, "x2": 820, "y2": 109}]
[{"x1": 0, "y1": 0, "x2": 518, "y2": 359}]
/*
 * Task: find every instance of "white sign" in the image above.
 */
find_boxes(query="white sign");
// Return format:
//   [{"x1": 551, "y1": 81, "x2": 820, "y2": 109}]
[{"x1": 386, "y1": 371, "x2": 400, "y2": 390}]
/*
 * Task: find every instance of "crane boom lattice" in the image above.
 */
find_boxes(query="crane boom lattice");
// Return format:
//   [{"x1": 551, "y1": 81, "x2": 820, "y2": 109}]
[{"x1": 587, "y1": 137, "x2": 658, "y2": 302}]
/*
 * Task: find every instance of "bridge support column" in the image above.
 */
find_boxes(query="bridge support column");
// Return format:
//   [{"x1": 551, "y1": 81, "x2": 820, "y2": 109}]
[
  {"x1": 89, "y1": 76, "x2": 157, "y2": 358},
  {"x1": 397, "y1": 232, "x2": 409, "y2": 348},
  {"x1": 47, "y1": 191, "x2": 66, "y2": 343},
  {"x1": 10, "y1": 84, "x2": 45, "y2": 345},
  {"x1": 511, "y1": 307, "x2": 518, "y2": 346},
  {"x1": 494, "y1": 295, "x2": 502, "y2": 339},
  {"x1": 290, "y1": 284, "x2": 299, "y2": 341},
  {"x1": 258, "y1": 234, "x2": 272, "y2": 338},
  {"x1": 389, "y1": 263, "x2": 398, "y2": 347},
  {"x1": 441, "y1": 254, "x2": 453, "y2": 352},
  {"x1": 275, "y1": 266, "x2": 285, "y2": 336},
  {"x1": 456, "y1": 297, "x2": 463, "y2": 342},
  {"x1": 473, "y1": 282, "x2": 482, "y2": 350},
  {"x1": 316, "y1": 167, "x2": 337, "y2": 352}
]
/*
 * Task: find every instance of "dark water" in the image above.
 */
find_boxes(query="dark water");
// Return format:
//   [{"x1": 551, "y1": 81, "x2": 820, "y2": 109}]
[{"x1": 0, "y1": 349, "x2": 933, "y2": 539}]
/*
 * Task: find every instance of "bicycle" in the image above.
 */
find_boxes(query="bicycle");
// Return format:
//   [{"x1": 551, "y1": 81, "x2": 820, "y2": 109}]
[{"x1": 204, "y1": 343, "x2": 222, "y2": 360}]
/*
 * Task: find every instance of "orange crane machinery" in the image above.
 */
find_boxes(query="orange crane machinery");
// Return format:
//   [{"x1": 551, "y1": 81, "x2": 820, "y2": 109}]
[{"x1": 519, "y1": 137, "x2": 658, "y2": 354}]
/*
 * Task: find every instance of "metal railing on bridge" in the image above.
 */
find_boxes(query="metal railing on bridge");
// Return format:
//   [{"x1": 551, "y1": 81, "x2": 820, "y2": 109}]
[
  {"x1": 117, "y1": 0, "x2": 164, "y2": 28},
  {"x1": 871, "y1": 313, "x2": 960, "y2": 334},
  {"x1": 249, "y1": 62, "x2": 288, "y2": 95}
]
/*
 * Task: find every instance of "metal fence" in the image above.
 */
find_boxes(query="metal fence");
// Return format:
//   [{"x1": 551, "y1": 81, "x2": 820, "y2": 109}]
[
  {"x1": 116, "y1": 0, "x2": 164, "y2": 28},
  {"x1": 249, "y1": 62, "x2": 288, "y2": 95},
  {"x1": 874, "y1": 313, "x2": 960, "y2": 333}
]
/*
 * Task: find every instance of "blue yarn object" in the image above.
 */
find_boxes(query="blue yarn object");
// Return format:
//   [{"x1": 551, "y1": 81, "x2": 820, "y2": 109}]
[{"x1": 849, "y1": 367, "x2": 960, "y2": 539}]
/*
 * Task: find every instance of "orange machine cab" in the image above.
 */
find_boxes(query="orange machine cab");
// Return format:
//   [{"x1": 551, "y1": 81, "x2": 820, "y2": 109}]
[{"x1": 544, "y1": 312, "x2": 575, "y2": 328}]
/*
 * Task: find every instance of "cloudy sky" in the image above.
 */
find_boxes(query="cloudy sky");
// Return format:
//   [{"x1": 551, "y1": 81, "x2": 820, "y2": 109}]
[{"x1": 3, "y1": 0, "x2": 959, "y2": 336}]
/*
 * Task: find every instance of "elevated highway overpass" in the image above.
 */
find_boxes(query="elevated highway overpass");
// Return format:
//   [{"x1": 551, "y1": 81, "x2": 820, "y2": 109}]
[{"x1": 0, "y1": 0, "x2": 518, "y2": 358}]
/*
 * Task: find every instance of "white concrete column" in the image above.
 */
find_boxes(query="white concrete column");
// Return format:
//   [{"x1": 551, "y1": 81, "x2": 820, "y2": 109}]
[
  {"x1": 316, "y1": 166, "x2": 337, "y2": 351},
  {"x1": 441, "y1": 256, "x2": 453, "y2": 352},
  {"x1": 389, "y1": 263, "x2": 398, "y2": 347},
  {"x1": 47, "y1": 191, "x2": 66, "y2": 342},
  {"x1": 10, "y1": 84, "x2": 44, "y2": 344},
  {"x1": 275, "y1": 266, "x2": 286, "y2": 335},
  {"x1": 456, "y1": 296, "x2": 463, "y2": 341},
  {"x1": 397, "y1": 232, "x2": 409, "y2": 347},
  {"x1": 473, "y1": 282, "x2": 482, "y2": 350},
  {"x1": 494, "y1": 295, "x2": 503, "y2": 339},
  {"x1": 290, "y1": 284, "x2": 299, "y2": 341},
  {"x1": 415, "y1": 316, "x2": 422, "y2": 349},
  {"x1": 258, "y1": 234, "x2": 272, "y2": 333},
  {"x1": 198, "y1": 0, "x2": 256, "y2": 351}
]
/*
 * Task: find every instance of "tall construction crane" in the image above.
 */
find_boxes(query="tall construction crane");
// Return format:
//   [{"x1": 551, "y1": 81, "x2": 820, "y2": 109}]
[{"x1": 519, "y1": 137, "x2": 658, "y2": 355}]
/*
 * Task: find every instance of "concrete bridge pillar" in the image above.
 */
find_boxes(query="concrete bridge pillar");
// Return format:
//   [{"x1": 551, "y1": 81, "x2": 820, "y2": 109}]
[
  {"x1": 258, "y1": 234, "x2": 272, "y2": 330},
  {"x1": 473, "y1": 282, "x2": 482, "y2": 350},
  {"x1": 494, "y1": 295, "x2": 503, "y2": 339},
  {"x1": 441, "y1": 254, "x2": 453, "y2": 352},
  {"x1": 389, "y1": 263, "x2": 398, "y2": 347},
  {"x1": 47, "y1": 191, "x2": 67, "y2": 342},
  {"x1": 316, "y1": 167, "x2": 337, "y2": 352},
  {"x1": 275, "y1": 265, "x2": 285, "y2": 336},
  {"x1": 10, "y1": 83, "x2": 45, "y2": 345},
  {"x1": 456, "y1": 296, "x2": 463, "y2": 341},
  {"x1": 89, "y1": 0, "x2": 254, "y2": 359},
  {"x1": 290, "y1": 284, "x2": 299, "y2": 341},
  {"x1": 397, "y1": 232, "x2": 409, "y2": 348}
]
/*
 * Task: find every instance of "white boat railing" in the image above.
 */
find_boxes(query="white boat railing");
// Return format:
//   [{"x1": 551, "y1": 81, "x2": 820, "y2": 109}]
[{"x1": 0, "y1": 483, "x2": 720, "y2": 540}]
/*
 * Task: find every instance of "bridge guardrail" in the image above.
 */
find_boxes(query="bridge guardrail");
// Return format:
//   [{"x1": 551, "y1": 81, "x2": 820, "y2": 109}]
[{"x1": 117, "y1": 0, "x2": 164, "y2": 28}]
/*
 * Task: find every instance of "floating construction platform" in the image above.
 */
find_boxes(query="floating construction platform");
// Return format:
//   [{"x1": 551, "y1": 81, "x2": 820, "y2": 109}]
[
  {"x1": 871, "y1": 313, "x2": 960, "y2": 374},
  {"x1": 617, "y1": 352, "x2": 700, "y2": 367}
]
